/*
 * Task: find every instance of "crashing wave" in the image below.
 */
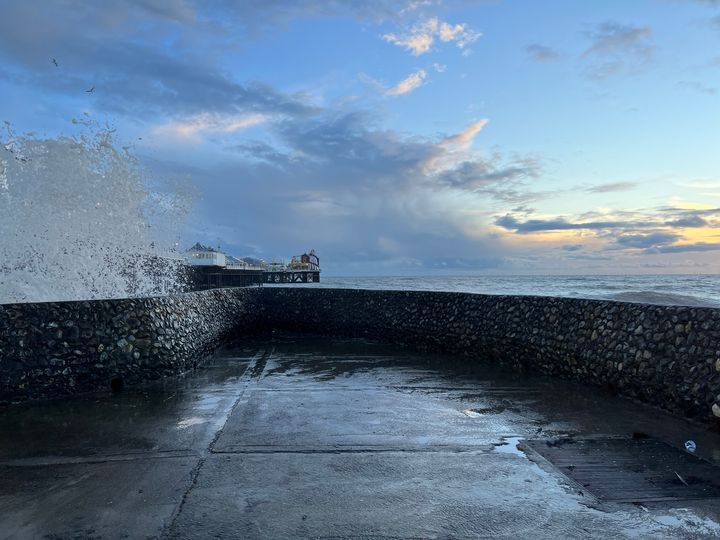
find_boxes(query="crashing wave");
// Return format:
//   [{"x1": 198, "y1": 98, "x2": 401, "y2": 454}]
[{"x1": 0, "y1": 119, "x2": 190, "y2": 303}]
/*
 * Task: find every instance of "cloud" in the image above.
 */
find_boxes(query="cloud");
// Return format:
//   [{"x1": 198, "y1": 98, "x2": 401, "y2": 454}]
[
  {"x1": 152, "y1": 113, "x2": 268, "y2": 140},
  {"x1": 586, "y1": 181, "x2": 637, "y2": 193},
  {"x1": 678, "y1": 80, "x2": 718, "y2": 95},
  {"x1": 526, "y1": 44, "x2": 560, "y2": 63},
  {"x1": 665, "y1": 215, "x2": 708, "y2": 227},
  {"x1": 434, "y1": 158, "x2": 541, "y2": 194},
  {"x1": 184, "y1": 110, "x2": 543, "y2": 271},
  {"x1": 382, "y1": 17, "x2": 481, "y2": 56},
  {"x1": 496, "y1": 211, "x2": 709, "y2": 233},
  {"x1": 0, "y1": 16, "x2": 318, "y2": 121},
  {"x1": 562, "y1": 244, "x2": 583, "y2": 251},
  {"x1": 385, "y1": 69, "x2": 427, "y2": 96},
  {"x1": 440, "y1": 119, "x2": 489, "y2": 149},
  {"x1": 615, "y1": 232, "x2": 681, "y2": 249},
  {"x1": 432, "y1": 62, "x2": 447, "y2": 73},
  {"x1": 581, "y1": 22, "x2": 654, "y2": 79},
  {"x1": 652, "y1": 242, "x2": 720, "y2": 253}
]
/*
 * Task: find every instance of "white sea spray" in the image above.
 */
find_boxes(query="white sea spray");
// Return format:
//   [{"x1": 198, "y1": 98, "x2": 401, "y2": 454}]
[{"x1": 0, "y1": 120, "x2": 190, "y2": 303}]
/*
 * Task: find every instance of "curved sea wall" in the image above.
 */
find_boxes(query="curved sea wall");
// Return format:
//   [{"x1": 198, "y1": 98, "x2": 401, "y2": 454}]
[
  {"x1": 2, "y1": 286, "x2": 720, "y2": 423},
  {"x1": 0, "y1": 288, "x2": 264, "y2": 403},
  {"x1": 262, "y1": 288, "x2": 720, "y2": 422}
]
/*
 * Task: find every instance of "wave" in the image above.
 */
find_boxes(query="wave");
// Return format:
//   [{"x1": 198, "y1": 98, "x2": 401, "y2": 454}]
[
  {"x1": 0, "y1": 120, "x2": 190, "y2": 303},
  {"x1": 599, "y1": 291, "x2": 718, "y2": 308}
]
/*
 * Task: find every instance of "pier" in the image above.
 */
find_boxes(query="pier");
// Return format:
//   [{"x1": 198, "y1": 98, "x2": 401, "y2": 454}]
[
  {"x1": 185, "y1": 245, "x2": 321, "y2": 290},
  {"x1": 263, "y1": 269, "x2": 320, "y2": 284},
  {"x1": 186, "y1": 266, "x2": 320, "y2": 289}
]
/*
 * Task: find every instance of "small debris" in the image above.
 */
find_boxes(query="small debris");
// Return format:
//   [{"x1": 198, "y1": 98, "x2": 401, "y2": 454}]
[
  {"x1": 685, "y1": 440, "x2": 697, "y2": 453},
  {"x1": 632, "y1": 431, "x2": 649, "y2": 439},
  {"x1": 567, "y1": 465, "x2": 576, "y2": 471},
  {"x1": 675, "y1": 471, "x2": 689, "y2": 487}
]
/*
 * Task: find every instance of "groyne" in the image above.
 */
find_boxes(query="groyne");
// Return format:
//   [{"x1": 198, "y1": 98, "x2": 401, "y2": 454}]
[{"x1": 1, "y1": 287, "x2": 719, "y2": 424}]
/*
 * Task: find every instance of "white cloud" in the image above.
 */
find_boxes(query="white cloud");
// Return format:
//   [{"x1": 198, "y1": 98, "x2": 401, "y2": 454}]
[
  {"x1": 385, "y1": 69, "x2": 427, "y2": 96},
  {"x1": 423, "y1": 119, "x2": 490, "y2": 173},
  {"x1": 439, "y1": 21, "x2": 464, "y2": 41},
  {"x1": 152, "y1": 113, "x2": 268, "y2": 140},
  {"x1": 432, "y1": 62, "x2": 447, "y2": 72},
  {"x1": 441, "y1": 119, "x2": 489, "y2": 149},
  {"x1": 382, "y1": 17, "x2": 481, "y2": 56}
]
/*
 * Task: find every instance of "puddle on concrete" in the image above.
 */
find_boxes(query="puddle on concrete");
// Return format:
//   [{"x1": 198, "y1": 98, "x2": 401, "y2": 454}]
[
  {"x1": 177, "y1": 417, "x2": 207, "y2": 429},
  {"x1": 628, "y1": 508, "x2": 720, "y2": 538},
  {"x1": 461, "y1": 404, "x2": 509, "y2": 416},
  {"x1": 494, "y1": 436, "x2": 561, "y2": 486},
  {"x1": 494, "y1": 436, "x2": 526, "y2": 457}
]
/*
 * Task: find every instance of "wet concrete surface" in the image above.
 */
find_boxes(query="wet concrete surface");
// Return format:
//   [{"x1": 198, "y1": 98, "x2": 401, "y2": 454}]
[{"x1": 1, "y1": 333, "x2": 720, "y2": 539}]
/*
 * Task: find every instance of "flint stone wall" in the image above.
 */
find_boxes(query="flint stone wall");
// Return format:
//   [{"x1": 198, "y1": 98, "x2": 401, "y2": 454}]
[
  {"x1": 262, "y1": 288, "x2": 720, "y2": 422},
  {"x1": 0, "y1": 288, "x2": 264, "y2": 403},
  {"x1": 3, "y1": 286, "x2": 720, "y2": 422}
]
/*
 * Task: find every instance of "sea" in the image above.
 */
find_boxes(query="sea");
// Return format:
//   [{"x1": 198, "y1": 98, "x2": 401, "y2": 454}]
[{"x1": 273, "y1": 274, "x2": 720, "y2": 308}]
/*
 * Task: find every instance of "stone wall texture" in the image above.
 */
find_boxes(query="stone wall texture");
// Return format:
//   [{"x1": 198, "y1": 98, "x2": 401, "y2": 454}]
[
  {"x1": 262, "y1": 288, "x2": 720, "y2": 422},
  {"x1": 2, "y1": 286, "x2": 720, "y2": 424},
  {"x1": 0, "y1": 288, "x2": 264, "y2": 403}
]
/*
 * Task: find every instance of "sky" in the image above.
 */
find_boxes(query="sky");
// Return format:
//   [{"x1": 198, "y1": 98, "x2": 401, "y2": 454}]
[{"x1": 0, "y1": 0, "x2": 719, "y2": 275}]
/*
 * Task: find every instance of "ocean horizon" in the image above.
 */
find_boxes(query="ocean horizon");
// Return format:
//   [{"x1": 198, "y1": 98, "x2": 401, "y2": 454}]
[{"x1": 269, "y1": 274, "x2": 720, "y2": 308}]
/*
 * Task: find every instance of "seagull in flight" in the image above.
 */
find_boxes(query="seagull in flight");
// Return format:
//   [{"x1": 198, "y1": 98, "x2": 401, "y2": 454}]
[
  {"x1": 85, "y1": 86, "x2": 95, "y2": 93},
  {"x1": 52, "y1": 58, "x2": 58, "y2": 67}
]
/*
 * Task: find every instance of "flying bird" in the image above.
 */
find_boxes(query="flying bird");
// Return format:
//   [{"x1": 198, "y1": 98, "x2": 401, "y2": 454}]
[
  {"x1": 52, "y1": 58, "x2": 58, "y2": 67},
  {"x1": 85, "y1": 86, "x2": 94, "y2": 93}
]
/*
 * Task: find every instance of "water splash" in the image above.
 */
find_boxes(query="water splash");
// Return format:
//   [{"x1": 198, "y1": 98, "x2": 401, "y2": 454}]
[{"x1": 0, "y1": 120, "x2": 190, "y2": 303}]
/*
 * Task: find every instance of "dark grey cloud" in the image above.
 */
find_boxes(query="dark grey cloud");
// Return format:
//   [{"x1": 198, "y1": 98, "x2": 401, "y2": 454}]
[
  {"x1": 586, "y1": 181, "x2": 637, "y2": 193},
  {"x1": 651, "y1": 242, "x2": 720, "y2": 253},
  {"x1": 656, "y1": 206, "x2": 720, "y2": 216},
  {"x1": 434, "y1": 156, "x2": 541, "y2": 196},
  {"x1": 526, "y1": 44, "x2": 560, "y2": 63},
  {"x1": 615, "y1": 232, "x2": 681, "y2": 249},
  {"x1": 581, "y1": 22, "x2": 654, "y2": 79},
  {"x1": 496, "y1": 211, "x2": 709, "y2": 234},
  {"x1": 165, "y1": 110, "x2": 531, "y2": 271},
  {"x1": 495, "y1": 215, "x2": 646, "y2": 233},
  {"x1": 665, "y1": 215, "x2": 708, "y2": 227},
  {"x1": 562, "y1": 244, "x2": 583, "y2": 252},
  {"x1": 0, "y1": 2, "x2": 318, "y2": 119}
]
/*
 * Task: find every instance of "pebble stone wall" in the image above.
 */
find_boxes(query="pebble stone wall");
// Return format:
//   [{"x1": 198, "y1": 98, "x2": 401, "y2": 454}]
[
  {"x1": 2, "y1": 286, "x2": 720, "y2": 424},
  {"x1": 0, "y1": 288, "x2": 264, "y2": 403},
  {"x1": 262, "y1": 288, "x2": 720, "y2": 423}
]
